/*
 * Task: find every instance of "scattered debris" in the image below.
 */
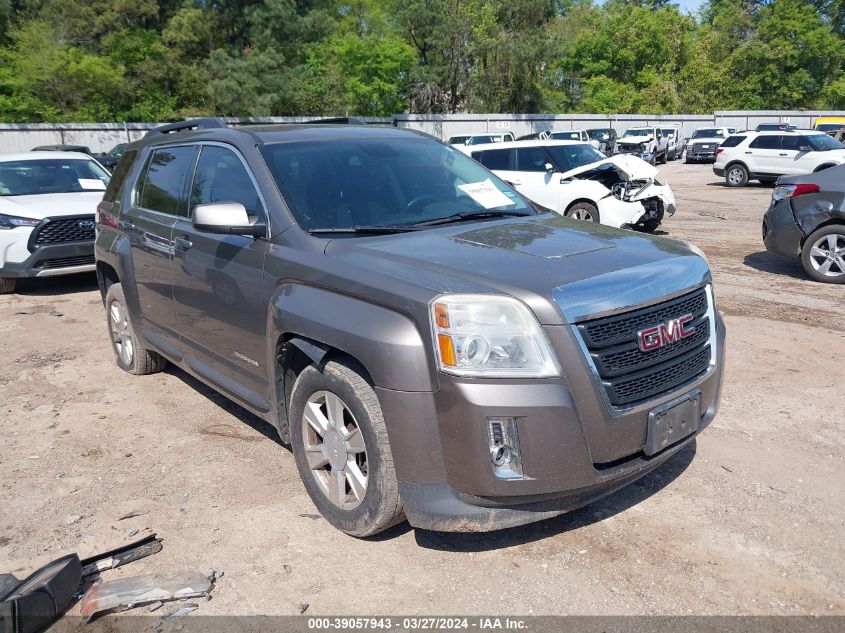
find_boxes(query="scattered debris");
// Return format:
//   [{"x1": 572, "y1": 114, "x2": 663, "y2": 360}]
[
  {"x1": 128, "y1": 529, "x2": 139, "y2": 537},
  {"x1": 118, "y1": 509, "x2": 149, "y2": 521},
  {"x1": 80, "y1": 533, "x2": 163, "y2": 577},
  {"x1": 64, "y1": 515, "x2": 82, "y2": 525},
  {"x1": 49, "y1": 310, "x2": 63, "y2": 317},
  {"x1": 299, "y1": 513, "x2": 321, "y2": 521},
  {"x1": 14, "y1": 308, "x2": 34, "y2": 315},
  {"x1": 201, "y1": 569, "x2": 223, "y2": 583},
  {"x1": 164, "y1": 603, "x2": 199, "y2": 620},
  {"x1": 148, "y1": 601, "x2": 163, "y2": 612},
  {"x1": 283, "y1": 565, "x2": 292, "y2": 574},
  {"x1": 698, "y1": 211, "x2": 728, "y2": 220},
  {"x1": 79, "y1": 570, "x2": 213, "y2": 619},
  {"x1": 721, "y1": 465, "x2": 734, "y2": 473},
  {"x1": 298, "y1": 602, "x2": 310, "y2": 614},
  {"x1": 179, "y1": 493, "x2": 189, "y2": 514}
]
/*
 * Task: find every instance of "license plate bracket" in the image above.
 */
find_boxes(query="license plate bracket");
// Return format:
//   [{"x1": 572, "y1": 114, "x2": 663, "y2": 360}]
[{"x1": 645, "y1": 391, "x2": 701, "y2": 456}]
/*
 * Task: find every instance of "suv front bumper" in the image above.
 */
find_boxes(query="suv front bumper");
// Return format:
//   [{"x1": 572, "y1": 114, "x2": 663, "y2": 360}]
[
  {"x1": 378, "y1": 311, "x2": 726, "y2": 532},
  {"x1": 0, "y1": 241, "x2": 95, "y2": 278}
]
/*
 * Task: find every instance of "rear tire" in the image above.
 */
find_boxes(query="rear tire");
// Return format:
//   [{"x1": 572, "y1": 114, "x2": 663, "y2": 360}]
[
  {"x1": 725, "y1": 164, "x2": 749, "y2": 187},
  {"x1": 659, "y1": 150, "x2": 667, "y2": 164},
  {"x1": 0, "y1": 277, "x2": 16, "y2": 294},
  {"x1": 565, "y1": 202, "x2": 600, "y2": 223},
  {"x1": 800, "y1": 225, "x2": 845, "y2": 284},
  {"x1": 105, "y1": 283, "x2": 167, "y2": 375},
  {"x1": 289, "y1": 359, "x2": 404, "y2": 537}
]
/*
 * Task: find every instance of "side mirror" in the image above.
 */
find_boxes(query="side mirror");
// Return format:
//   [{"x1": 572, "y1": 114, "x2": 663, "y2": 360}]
[
  {"x1": 544, "y1": 162, "x2": 555, "y2": 173},
  {"x1": 193, "y1": 202, "x2": 265, "y2": 237}
]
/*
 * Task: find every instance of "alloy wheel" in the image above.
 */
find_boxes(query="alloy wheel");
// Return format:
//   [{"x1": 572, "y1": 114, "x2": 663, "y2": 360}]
[
  {"x1": 808, "y1": 232, "x2": 845, "y2": 278},
  {"x1": 301, "y1": 390, "x2": 368, "y2": 510},
  {"x1": 727, "y1": 168, "x2": 744, "y2": 185},
  {"x1": 570, "y1": 208, "x2": 594, "y2": 221},
  {"x1": 109, "y1": 302, "x2": 134, "y2": 366}
]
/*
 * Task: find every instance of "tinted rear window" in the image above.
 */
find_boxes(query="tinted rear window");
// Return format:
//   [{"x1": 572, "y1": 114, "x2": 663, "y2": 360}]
[
  {"x1": 720, "y1": 136, "x2": 746, "y2": 148},
  {"x1": 473, "y1": 148, "x2": 513, "y2": 170},
  {"x1": 102, "y1": 149, "x2": 138, "y2": 203},
  {"x1": 138, "y1": 146, "x2": 198, "y2": 216},
  {"x1": 749, "y1": 135, "x2": 781, "y2": 150}
]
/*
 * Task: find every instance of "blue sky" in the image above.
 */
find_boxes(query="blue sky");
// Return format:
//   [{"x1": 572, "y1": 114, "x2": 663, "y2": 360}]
[{"x1": 676, "y1": 0, "x2": 705, "y2": 14}]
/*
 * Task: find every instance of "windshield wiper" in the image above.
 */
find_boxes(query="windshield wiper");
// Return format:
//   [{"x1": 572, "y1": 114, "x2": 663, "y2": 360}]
[
  {"x1": 308, "y1": 225, "x2": 421, "y2": 235},
  {"x1": 409, "y1": 210, "x2": 528, "y2": 228}
]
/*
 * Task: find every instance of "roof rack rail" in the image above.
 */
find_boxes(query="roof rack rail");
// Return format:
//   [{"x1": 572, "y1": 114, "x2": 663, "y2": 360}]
[
  {"x1": 145, "y1": 118, "x2": 227, "y2": 138},
  {"x1": 309, "y1": 117, "x2": 369, "y2": 125}
]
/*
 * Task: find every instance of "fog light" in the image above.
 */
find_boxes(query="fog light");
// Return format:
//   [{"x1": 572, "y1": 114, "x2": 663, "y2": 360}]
[{"x1": 487, "y1": 417, "x2": 524, "y2": 479}]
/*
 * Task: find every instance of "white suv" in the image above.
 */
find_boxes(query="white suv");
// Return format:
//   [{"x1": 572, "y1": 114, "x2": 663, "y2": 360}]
[
  {"x1": 461, "y1": 140, "x2": 676, "y2": 231},
  {"x1": 0, "y1": 151, "x2": 110, "y2": 293},
  {"x1": 714, "y1": 130, "x2": 845, "y2": 187}
]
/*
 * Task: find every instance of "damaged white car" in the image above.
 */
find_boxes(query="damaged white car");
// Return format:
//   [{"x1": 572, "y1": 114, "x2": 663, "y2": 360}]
[{"x1": 462, "y1": 140, "x2": 676, "y2": 232}]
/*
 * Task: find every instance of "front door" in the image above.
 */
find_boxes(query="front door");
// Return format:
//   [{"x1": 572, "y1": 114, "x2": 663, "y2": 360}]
[
  {"x1": 126, "y1": 145, "x2": 199, "y2": 358},
  {"x1": 171, "y1": 144, "x2": 271, "y2": 412},
  {"x1": 747, "y1": 135, "x2": 782, "y2": 174},
  {"x1": 511, "y1": 146, "x2": 561, "y2": 211}
]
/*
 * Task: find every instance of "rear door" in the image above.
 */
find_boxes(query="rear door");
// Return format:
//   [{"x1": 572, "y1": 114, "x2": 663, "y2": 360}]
[
  {"x1": 126, "y1": 144, "x2": 199, "y2": 358},
  {"x1": 747, "y1": 135, "x2": 782, "y2": 174},
  {"x1": 171, "y1": 144, "x2": 271, "y2": 411}
]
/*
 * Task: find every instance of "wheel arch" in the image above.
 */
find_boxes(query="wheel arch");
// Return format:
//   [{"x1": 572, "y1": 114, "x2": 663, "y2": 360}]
[
  {"x1": 564, "y1": 198, "x2": 599, "y2": 214},
  {"x1": 800, "y1": 219, "x2": 845, "y2": 247},
  {"x1": 813, "y1": 163, "x2": 837, "y2": 173}
]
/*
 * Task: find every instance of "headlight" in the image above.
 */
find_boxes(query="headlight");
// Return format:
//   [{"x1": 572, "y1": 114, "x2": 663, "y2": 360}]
[
  {"x1": 0, "y1": 213, "x2": 40, "y2": 230},
  {"x1": 430, "y1": 294, "x2": 560, "y2": 378}
]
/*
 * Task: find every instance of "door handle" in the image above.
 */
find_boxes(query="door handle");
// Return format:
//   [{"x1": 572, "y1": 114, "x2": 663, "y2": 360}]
[
  {"x1": 175, "y1": 237, "x2": 193, "y2": 251},
  {"x1": 778, "y1": 153, "x2": 788, "y2": 156},
  {"x1": 744, "y1": 151, "x2": 753, "y2": 154},
  {"x1": 510, "y1": 180, "x2": 522, "y2": 186}
]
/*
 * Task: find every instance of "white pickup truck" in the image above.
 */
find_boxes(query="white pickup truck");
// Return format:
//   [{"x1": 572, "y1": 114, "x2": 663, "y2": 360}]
[{"x1": 615, "y1": 127, "x2": 669, "y2": 165}]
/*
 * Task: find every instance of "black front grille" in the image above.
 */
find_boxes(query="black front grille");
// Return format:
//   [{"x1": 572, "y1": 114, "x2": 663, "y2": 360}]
[
  {"x1": 36, "y1": 255, "x2": 95, "y2": 269},
  {"x1": 577, "y1": 287, "x2": 712, "y2": 407},
  {"x1": 32, "y1": 216, "x2": 95, "y2": 246}
]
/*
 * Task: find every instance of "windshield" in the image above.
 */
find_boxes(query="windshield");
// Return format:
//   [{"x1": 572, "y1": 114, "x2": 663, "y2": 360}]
[
  {"x1": 623, "y1": 129, "x2": 652, "y2": 137},
  {"x1": 107, "y1": 144, "x2": 126, "y2": 157},
  {"x1": 0, "y1": 158, "x2": 110, "y2": 196},
  {"x1": 661, "y1": 129, "x2": 677, "y2": 138},
  {"x1": 816, "y1": 123, "x2": 845, "y2": 132},
  {"x1": 586, "y1": 129, "x2": 609, "y2": 140},
  {"x1": 806, "y1": 134, "x2": 845, "y2": 151},
  {"x1": 544, "y1": 144, "x2": 606, "y2": 172},
  {"x1": 692, "y1": 129, "x2": 724, "y2": 139},
  {"x1": 549, "y1": 131, "x2": 581, "y2": 141},
  {"x1": 259, "y1": 138, "x2": 534, "y2": 232}
]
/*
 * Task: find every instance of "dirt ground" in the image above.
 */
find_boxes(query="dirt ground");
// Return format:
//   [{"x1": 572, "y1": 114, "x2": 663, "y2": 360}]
[{"x1": 1, "y1": 160, "x2": 843, "y2": 618}]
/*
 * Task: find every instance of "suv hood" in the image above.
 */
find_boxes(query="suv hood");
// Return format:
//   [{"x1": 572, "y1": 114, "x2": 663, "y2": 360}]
[
  {"x1": 325, "y1": 214, "x2": 709, "y2": 325},
  {"x1": 562, "y1": 155, "x2": 659, "y2": 181},
  {"x1": 0, "y1": 192, "x2": 103, "y2": 220}
]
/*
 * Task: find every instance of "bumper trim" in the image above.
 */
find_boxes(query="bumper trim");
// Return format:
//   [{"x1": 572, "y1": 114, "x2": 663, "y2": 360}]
[
  {"x1": 400, "y1": 435, "x2": 693, "y2": 532},
  {"x1": 0, "y1": 242, "x2": 94, "y2": 278}
]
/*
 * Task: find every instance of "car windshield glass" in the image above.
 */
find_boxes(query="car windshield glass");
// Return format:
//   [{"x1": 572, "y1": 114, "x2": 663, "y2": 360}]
[
  {"x1": 543, "y1": 144, "x2": 606, "y2": 172},
  {"x1": 549, "y1": 132, "x2": 581, "y2": 140},
  {"x1": 661, "y1": 129, "x2": 676, "y2": 137},
  {"x1": 467, "y1": 135, "x2": 507, "y2": 145},
  {"x1": 806, "y1": 134, "x2": 845, "y2": 151},
  {"x1": 0, "y1": 158, "x2": 110, "y2": 196},
  {"x1": 692, "y1": 129, "x2": 724, "y2": 139},
  {"x1": 586, "y1": 129, "x2": 608, "y2": 139},
  {"x1": 624, "y1": 129, "x2": 652, "y2": 137},
  {"x1": 108, "y1": 144, "x2": 126, "y2": 156},
  {"x1": 259, "y1": 138, "x2": 533, "y2": 232}
]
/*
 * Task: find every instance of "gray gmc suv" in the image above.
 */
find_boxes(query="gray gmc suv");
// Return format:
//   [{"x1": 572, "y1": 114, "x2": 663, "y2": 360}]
[{"x1": 95, "y1": 119, "x2": 725, "y2": 536}]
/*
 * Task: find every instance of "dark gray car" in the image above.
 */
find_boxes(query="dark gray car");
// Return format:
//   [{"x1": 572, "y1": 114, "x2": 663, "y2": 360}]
[
  {"x1": 95, "y1": 119, "x2": 725, "y2": 536},
  {"x1": 763, "y1": 164, "x2": 845, "y2": 283}
]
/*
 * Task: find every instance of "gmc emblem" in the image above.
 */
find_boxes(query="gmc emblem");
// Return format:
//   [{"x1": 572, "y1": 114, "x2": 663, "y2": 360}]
[{"x1": 637, "y1": 314, "x2": 695, "y2": 352}]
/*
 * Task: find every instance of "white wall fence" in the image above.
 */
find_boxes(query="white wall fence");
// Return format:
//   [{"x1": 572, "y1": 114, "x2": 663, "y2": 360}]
[{"x1": 2, "y1": 111, "x2": 844, "y2": 153}]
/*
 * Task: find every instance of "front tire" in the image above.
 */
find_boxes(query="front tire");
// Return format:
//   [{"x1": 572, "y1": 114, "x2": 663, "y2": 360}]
[
  {"x1": 725, "y1": 164, "x2": 749, "y2": 187},
  {"x1": 801, "y1": 225, "x2": 845, "y2": 284},
  {"x1": 105, "y1": 283, "x2": 167, "y2": 374},
  {"x1": 0, "y1": 277, "x2": 16, "y2": 294},
  {"x1": 565, "y1": 202, "x2": 600, "y2": 223},
  {"x1": 289, "y1": 359, "x2": 404, "y2": 537}
]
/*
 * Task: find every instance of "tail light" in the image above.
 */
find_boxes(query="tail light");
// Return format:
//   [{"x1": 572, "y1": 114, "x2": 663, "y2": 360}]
[
  {"x1": 772, "y1": 183, "x2": 820, "y2": 202},
  {"x1": 714, "y1": 148, "x2": 724, "y2": 158}
]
